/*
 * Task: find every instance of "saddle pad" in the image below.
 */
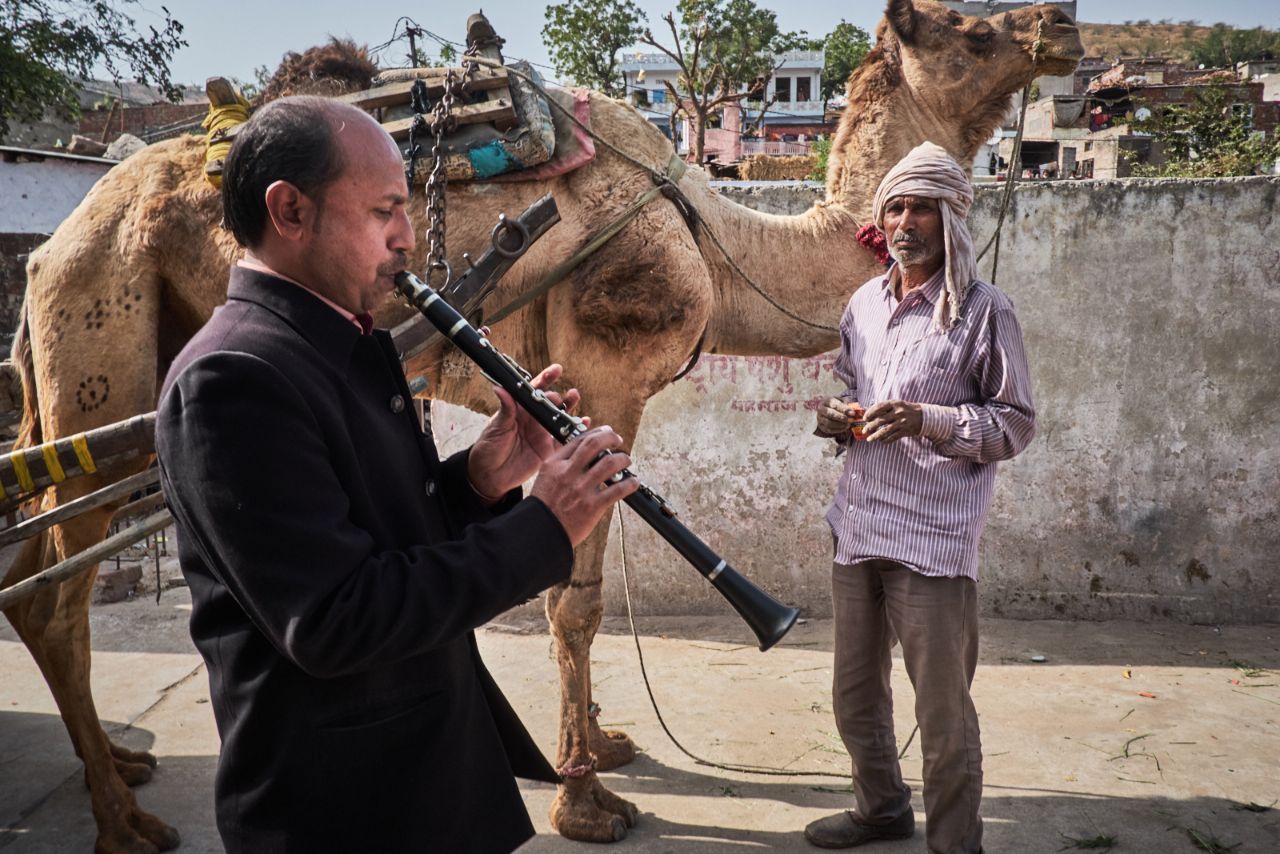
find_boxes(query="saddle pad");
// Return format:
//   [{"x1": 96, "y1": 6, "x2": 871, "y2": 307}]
[{"x1": 487, "y1": 87, "x2": 595, "y2": 183}]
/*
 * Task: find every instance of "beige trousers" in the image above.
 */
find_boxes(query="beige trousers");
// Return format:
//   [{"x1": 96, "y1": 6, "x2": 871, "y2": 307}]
[{"x1": 831, "y1": 558, "x2": 983, "y2": 854}]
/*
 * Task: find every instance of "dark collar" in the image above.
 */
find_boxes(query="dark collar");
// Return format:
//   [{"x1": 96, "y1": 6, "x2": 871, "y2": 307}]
[{"x1": 226, "y1": 266, "x2": 367, "y2": 372}]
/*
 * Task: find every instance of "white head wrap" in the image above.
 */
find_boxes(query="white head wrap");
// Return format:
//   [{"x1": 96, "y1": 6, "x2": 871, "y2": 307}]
[{"x1": 872, "y1": 142, "x2": 978, "y2": 332}]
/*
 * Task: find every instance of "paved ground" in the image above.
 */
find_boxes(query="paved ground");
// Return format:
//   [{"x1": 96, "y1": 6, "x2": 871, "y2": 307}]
[{"x1": 2, "y1": 562, "x2": 1278, "y2": 853}]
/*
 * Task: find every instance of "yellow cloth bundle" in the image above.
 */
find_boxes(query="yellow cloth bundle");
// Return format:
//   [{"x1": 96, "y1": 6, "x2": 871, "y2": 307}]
[{"x1": 201, "y1": 87, "x2": 251, "y2": 189}]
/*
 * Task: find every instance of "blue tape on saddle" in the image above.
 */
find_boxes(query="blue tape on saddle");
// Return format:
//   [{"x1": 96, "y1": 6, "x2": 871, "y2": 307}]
[{"x1": 467, "y1": 141, "x2": 520, "y2": 179}]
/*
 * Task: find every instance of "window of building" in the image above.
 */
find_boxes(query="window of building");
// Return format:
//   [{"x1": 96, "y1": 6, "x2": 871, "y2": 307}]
[
  {"x1": 652, "y1": 89, "x2": 665, "y2": 104},
  {"x1": 775, "y1": 76, "x2": 791, "y2": 102},
  {"x1": 796, "y1": 77, "x2": 811, "y2": 102}
]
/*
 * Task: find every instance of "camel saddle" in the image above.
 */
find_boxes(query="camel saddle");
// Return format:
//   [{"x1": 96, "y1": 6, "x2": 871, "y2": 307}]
[{"x1": 203, "y1": 14, "x2": 592, "y2": 186}]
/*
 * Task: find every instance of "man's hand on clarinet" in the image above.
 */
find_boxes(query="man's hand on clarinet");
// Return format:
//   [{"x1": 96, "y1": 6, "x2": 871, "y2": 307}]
[
  {"x1": 468, "y1": 363, "x2": 583, "y2": 501},
  {"x1": 531, "y1": 427, "x2": 640, "y2": 546}
]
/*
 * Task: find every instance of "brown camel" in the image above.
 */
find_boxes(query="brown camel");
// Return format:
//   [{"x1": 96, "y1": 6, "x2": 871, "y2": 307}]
[{"x1": 2, "y1": 2, "x2": 1081, "y2": 849}]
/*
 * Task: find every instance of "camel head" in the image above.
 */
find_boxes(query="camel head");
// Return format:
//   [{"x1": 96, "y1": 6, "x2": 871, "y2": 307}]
[
  {"x1": 881, "y1": 0, "x2": 1082, "y2": 152},
  {"x1": 829, "y1": 0, "x2": 1083, "y2": 190}
]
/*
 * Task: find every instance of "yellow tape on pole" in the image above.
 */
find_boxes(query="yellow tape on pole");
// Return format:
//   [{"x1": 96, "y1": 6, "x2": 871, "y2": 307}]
[
  {"x1": 11, "y1": 452, "x2": 34, "y2": 494},
  {"x1": 71, "y1": 434, "x2": 97, "y2": 474},
  {"x1": 42, "y1": 444, "x2": 66, "y2": 483}
]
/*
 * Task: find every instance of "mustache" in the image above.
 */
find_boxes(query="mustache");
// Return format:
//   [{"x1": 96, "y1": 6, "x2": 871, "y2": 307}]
[
  {"x1": 377, "y1": 252, "x2": 409, "y2": 277},
  {"x1": 890, "y1": 230, "x2": 922, "y2": 245}
]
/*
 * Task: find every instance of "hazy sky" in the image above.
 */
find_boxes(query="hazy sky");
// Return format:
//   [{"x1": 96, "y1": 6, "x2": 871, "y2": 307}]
[{"x1": 138, "y1": 1, "x2": 1280, "y2": 88}]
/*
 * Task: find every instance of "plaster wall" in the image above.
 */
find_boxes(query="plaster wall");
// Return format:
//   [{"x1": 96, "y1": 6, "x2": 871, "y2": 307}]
[
  {"x1": 438, "y1": 177, "x2": 1280, "y2": 623},
  {"x1": 0, "y1": 153, "x2": 115, "y2": 233}
]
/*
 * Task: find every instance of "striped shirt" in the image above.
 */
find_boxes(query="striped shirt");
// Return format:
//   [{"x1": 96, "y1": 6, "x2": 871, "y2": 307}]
[{"x1": 825, "y1": 265, "x2": 1036, "y2": 581}]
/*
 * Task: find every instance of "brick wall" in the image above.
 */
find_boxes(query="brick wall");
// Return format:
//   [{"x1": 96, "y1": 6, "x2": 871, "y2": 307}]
[{"x1": 78, "y1": 103, "x2": 206, "y2": 143}]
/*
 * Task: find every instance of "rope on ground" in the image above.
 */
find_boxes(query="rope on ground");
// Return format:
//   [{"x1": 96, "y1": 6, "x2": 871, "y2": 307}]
[
  {"x1": 466, "y1": 55, "x2": 839, "y2": 335},
  {"x1": 616, "y1": 507, "x2": 846, "y2": 778}
]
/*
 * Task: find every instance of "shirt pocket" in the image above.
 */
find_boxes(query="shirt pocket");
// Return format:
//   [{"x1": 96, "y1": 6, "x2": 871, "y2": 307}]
[
  {"x1": 903, "y1": 332, "x2": 955, "y2": 374},
  {"x1": 899, "y1": 332, "x2": 962, "y2": 403}
]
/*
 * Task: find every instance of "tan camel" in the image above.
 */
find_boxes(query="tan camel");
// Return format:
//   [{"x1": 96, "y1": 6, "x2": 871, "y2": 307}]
[{"x1": 3, "y1": 1, "x2": 1081, "y2": 849}]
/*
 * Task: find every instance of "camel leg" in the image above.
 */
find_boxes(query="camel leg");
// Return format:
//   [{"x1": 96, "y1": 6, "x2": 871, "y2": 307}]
[
  {"x1": 4, "y1": 503, "x2": 179, "y2": 853},
  {"x1": 12, "y1": 247, "x2": 179, "y2": 852},
  {"x1": 589, "y1": 703, "x2": 638, "y2": 771},
  {"x1": 545, "y1": 525, "x2": 639, "y2": 843}
]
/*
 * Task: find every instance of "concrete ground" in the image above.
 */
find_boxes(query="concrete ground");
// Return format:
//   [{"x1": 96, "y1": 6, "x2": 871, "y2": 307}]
[{"x1": 2, "y1": 560, "x2": 1278, "y2": 853}]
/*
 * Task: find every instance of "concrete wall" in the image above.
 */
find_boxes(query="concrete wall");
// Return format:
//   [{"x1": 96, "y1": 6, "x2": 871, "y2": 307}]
[
  {"x1": 434, "y1": 176, "x2": 1280, "y2": 624},
  {"x1": 0, "y1": 149, "x2": 116, "y2": 348}
]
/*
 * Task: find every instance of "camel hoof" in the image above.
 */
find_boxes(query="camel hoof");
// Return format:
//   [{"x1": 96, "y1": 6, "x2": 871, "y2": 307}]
[
  {"x1": 133, "y1": 814, "x2": 180, "y2": 852},
  {"x1": 549, "y1": 777, "x2": 638, "y2": 843},
  {"x1": 110, "y1": 742, "x2": 158, "y2": 770},
  {"x1": 590, "y1": 726, "x2": 638, "y2": 771}
]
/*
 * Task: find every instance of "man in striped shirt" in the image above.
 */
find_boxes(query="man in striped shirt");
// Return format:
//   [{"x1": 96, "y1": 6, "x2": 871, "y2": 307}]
[{"x1": 803, "y1": 143, "x2": 1035, "y2": 853}]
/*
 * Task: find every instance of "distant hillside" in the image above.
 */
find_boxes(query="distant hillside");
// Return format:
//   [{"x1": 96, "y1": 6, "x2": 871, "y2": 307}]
[{"x1": 1077, "y1": 21, "x2": 1213, "y2": 63}]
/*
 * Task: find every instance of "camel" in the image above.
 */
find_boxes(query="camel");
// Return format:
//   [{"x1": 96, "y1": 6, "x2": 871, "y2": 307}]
[{"x1": 2, "y1": 1, "x2": 1082, "y2": 849}]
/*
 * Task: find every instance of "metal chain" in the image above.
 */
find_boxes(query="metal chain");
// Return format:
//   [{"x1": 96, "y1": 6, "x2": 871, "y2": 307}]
[{"x1": 419, "y1": 46, "x2": 478, "y2": 288}]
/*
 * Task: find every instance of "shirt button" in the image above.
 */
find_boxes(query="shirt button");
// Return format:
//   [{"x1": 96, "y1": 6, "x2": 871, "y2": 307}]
[
  {"x1": 389, "y1": 394, "x2": 405, "y2": 414},
  {"x1": 425, "y1": 480, "x2": 437, "y2": 497}
]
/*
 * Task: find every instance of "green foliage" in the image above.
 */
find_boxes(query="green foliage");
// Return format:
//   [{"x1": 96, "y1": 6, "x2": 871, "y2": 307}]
[
  {"x1": 542, "y1": 0, "x2": 645, "y2": 98},
  {"x1": 1130, "y1": 84, "x2": 1280, "y2": 178},
  {"x1": 808, "y1": 134, "x2": 831, "y2": 181},
  {"x1": 1190, "y1": 24, "x2": 1280, "y2": 68},
  {"x1": 819, "y1": 20, "x2": 870, "y2": 103},
  {"x1": 0, "y1": 0, "x2": 187, "y2": 139}
]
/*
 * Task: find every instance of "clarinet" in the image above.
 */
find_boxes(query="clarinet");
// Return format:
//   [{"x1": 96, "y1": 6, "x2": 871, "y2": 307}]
[{"x1": 395, "y1": 271, "x2": 800, "y2": 651}]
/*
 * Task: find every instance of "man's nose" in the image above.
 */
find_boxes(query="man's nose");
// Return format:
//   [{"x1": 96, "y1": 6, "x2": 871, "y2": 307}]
[{"x1": 391, "y1": 208, "x2": 415, "y2": 253}]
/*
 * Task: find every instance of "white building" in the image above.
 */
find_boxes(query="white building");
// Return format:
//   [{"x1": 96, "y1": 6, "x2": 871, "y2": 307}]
[{"x1": 619, "y1": 50, "x2": 827, "y2": 152}]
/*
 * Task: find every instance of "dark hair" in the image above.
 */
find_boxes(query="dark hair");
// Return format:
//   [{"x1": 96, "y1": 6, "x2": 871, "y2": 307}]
[{"x1": 221, "y1": 96, "x2": 347, "y2": 247}]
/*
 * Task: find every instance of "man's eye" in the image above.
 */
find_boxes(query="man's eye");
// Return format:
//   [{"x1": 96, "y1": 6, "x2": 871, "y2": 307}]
[{"x1": 375, "y1": 209, "x2": 393, "y2": 218}]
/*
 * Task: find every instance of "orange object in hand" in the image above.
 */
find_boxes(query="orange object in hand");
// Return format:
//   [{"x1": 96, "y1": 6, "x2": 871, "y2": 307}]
[{"x1": 848, "y1": 404, "x2": 868, "y2": 441}]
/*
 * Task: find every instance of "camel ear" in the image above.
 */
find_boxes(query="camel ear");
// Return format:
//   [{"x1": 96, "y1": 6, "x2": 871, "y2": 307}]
[{"x1": 885, "y1": 0, "x2": 917, "y2": 42}]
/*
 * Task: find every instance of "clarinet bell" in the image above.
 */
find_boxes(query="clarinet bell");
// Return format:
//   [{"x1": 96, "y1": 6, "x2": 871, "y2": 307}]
[{"x1": 709, "y1": 566, "x2": 801, "y2": 651}]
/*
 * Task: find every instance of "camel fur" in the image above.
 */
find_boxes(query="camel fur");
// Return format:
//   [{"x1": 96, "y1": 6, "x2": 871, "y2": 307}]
[{"x1": 2, "y1": 2, "x2": 1081, "y2": 849}]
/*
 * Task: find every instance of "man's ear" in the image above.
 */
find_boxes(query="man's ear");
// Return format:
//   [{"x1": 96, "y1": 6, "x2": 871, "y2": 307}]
[
  {"x1": 885, "y1": 0, "x2": 917, "y2": 43},
  {"x1": 262, "y1": 180, "x2": 314, "y2": 242}
]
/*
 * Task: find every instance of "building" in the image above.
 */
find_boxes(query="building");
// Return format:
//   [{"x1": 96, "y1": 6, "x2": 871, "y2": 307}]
[
  {"x1": 1001, "y1": 58, "x2": 1280, "y2": 179},
  {"x1": 619, "y1": 50, "x2": 829, "y2": 163}
]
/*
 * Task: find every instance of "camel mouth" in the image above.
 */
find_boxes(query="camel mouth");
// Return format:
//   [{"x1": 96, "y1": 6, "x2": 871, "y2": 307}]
[{"x1": 1033, "y1": 26, "x2": 1086, "y2": 75}]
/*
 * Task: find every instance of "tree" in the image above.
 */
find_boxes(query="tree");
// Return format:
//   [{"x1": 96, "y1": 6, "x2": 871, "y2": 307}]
[
  {"x1": 818, "y1": 20, "x2": 870, "y2": 105},
  {"x1": 641, "y1": 0, "x2": 808, "y2": 163},
  {"x1": 0, "y1": 0, "x2": 187, "y2": 140},
  {"x1": 1130, "y1": 84, "x2": 1280, "y2": 178},
  {"x1": 542, "y1": 0, "x2": 646, "y2": 98},
  {"x1": 1190, "y1": 24, "x2": 1280, "y2": 68}
]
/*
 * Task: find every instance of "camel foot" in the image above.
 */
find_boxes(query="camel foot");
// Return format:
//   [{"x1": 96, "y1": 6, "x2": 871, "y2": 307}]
[
  {"x1": 550, "y1": 775, "x2": 638, "y2": 843},
  {"x1": 589, "y1": 722, "x2": 637, "y2": 772},
  {"x1": 84, "y1": 759, "x2": 153, "y2": 789},
  {"x1": 110, "y1": 740, "x2": 159, "y2": 769},
  {"x1": 129, "y1": 806, "x2": 181, "y2": 851},
  {"x1": 93, "y1": 802, "x2": 181, "y2": 854}
]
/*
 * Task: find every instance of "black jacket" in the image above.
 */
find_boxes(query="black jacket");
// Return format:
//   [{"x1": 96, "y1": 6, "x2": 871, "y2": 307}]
[{"x1": 156, "y1": 267, "x2": 570, "y2": 853}]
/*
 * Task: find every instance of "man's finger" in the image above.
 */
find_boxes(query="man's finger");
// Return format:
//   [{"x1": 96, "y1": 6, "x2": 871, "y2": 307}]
[
  {"x1": 568, "y1": 427, "x2": 623, "y2": 466},
  {"x1": 531, "y1": 363, "x2": 564, "y2": 390}
]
